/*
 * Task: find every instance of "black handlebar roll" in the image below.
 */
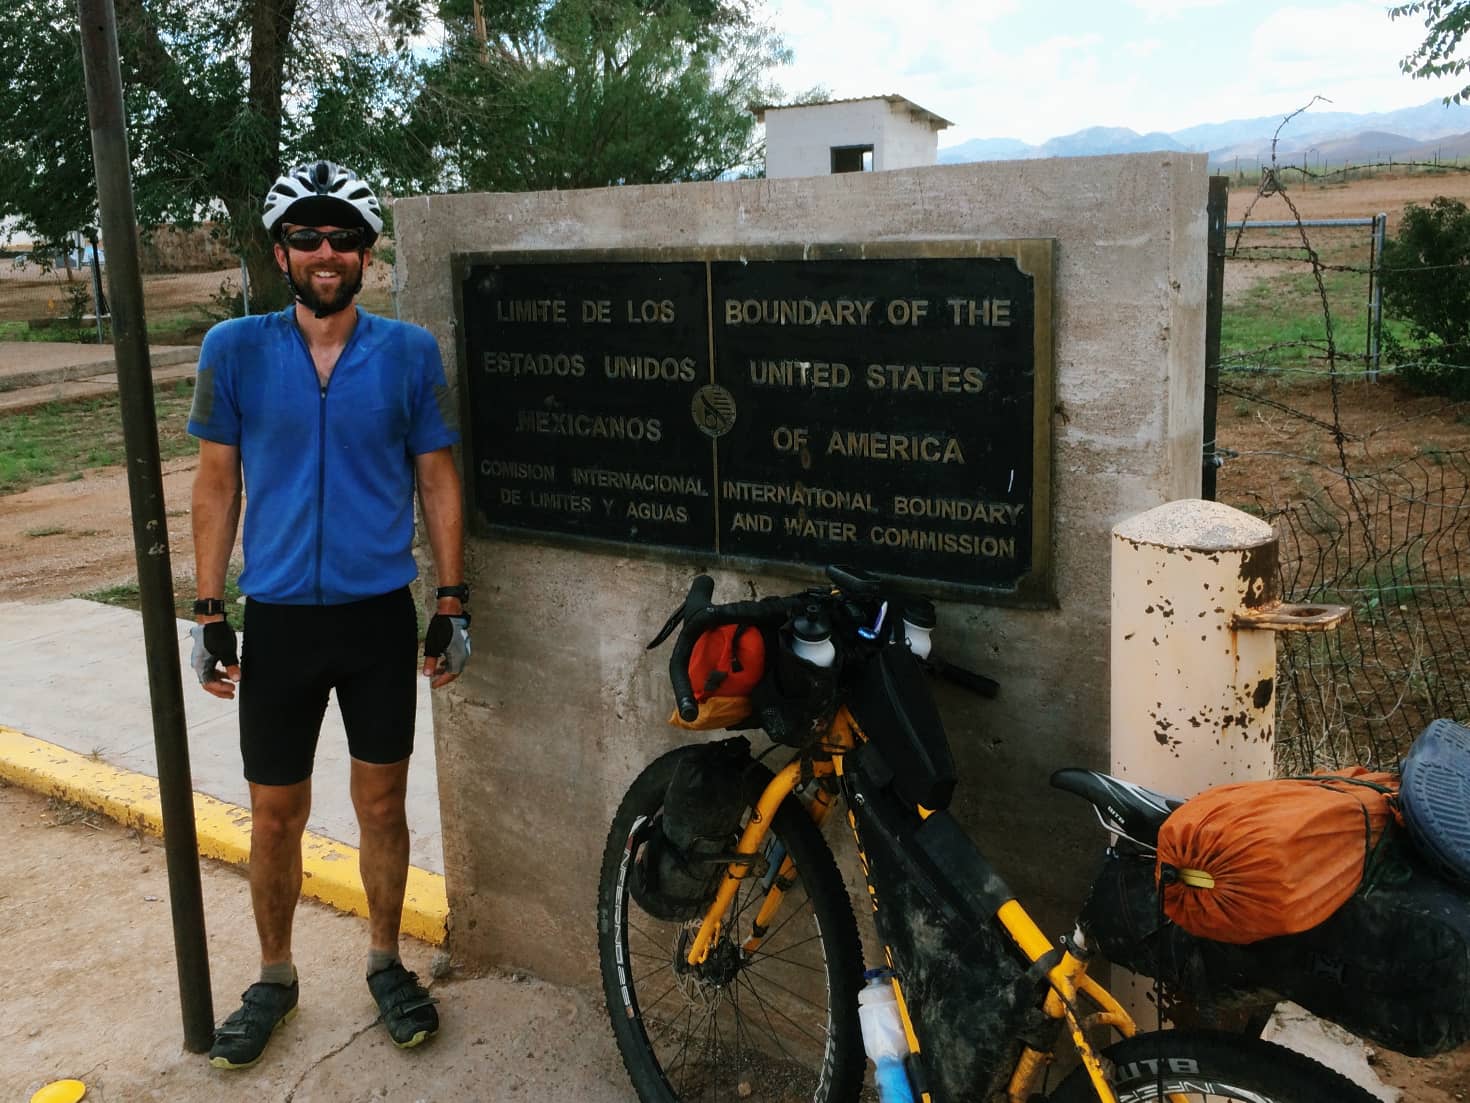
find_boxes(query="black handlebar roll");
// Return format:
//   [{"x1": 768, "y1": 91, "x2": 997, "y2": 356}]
[{"x1": 670, "y1": 575, "x2": 715, "y2": 720}]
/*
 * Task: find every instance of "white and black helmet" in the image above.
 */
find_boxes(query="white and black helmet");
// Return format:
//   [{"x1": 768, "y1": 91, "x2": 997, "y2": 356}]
[{"x1": 261, "y1": 161, "x2": 382, "y2": 243}]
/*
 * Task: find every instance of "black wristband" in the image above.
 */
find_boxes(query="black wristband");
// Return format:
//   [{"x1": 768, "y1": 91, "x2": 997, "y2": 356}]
[
  {"x1": 435, "y1": 584, "x2": 469, "y2": 603},
  {"x1": 193, "y1": 598, "x2": 226, "y2": 617}
]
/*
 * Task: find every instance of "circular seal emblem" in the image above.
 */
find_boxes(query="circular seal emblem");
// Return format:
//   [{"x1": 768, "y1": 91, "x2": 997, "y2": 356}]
[{"x1": 691, "y1": 384, "x2": 737, "y2": 439}]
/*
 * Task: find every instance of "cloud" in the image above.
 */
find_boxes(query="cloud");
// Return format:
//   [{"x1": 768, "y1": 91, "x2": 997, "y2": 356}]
[{"x1": 1127, "y1": 0, "x2": 1228, "y2": 18}]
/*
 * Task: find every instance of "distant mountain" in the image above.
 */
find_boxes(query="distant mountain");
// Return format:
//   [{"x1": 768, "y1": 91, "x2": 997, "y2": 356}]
[
  {"x1": 936, "y1": 137, "x2": 1033, "y2": 163},
  {"x1": 1038, "y1": 127, "x2": 1186, "y2": 158},
  {"x1": 937, "y1": 97, "x2": 1470, "y2": 166}
]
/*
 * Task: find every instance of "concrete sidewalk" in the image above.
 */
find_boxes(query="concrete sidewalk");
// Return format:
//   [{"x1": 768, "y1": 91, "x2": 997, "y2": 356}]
[
  {"x1": 0, "y1": 340, "x2": 199, "y2": 412},
  {"x1": 0, "y1": 599, "x2": 447, "y2": 940}
]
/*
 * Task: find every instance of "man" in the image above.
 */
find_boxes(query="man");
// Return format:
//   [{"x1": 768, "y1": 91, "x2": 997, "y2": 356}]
[{"x1": 187, "y1": 161, "x2": 471, "y2": 1070}]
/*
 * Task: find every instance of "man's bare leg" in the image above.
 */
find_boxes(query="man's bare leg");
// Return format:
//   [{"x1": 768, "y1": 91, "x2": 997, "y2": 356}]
[
  {"x1": 248, "y1": 778, "x2": 313, "y2": 965},
  {"x1": 350, "y1": 756, "x2": 411, "y2": 954}
]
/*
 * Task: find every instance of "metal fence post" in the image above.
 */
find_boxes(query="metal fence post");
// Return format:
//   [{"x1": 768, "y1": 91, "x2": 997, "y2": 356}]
[
  {"x1": 239, "y1": 255, "x2": 251, "y2": 316},
  {"x1": 1370, "y1": 212, "x2": 1386, "y2": 381},
  {"x1": 1203, "y1": 177, "x2": 1227, "y2": 500}
]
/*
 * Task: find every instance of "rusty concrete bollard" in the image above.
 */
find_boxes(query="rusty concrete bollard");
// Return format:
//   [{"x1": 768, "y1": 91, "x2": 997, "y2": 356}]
[{"x1": 1110, "y1": 498, "x2": 1348, "y2": 797}]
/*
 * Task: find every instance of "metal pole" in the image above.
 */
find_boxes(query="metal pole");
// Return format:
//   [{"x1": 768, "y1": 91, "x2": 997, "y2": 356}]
[
  {"x1": 87, "y1": 232, "x2": 106, "y2": 344},
  {"x1": 238, "y1": 255, "x2": 251, "y2": 316},
  {"x1": 1370, "y1": 212, "x2": 1386, "y2": 381},
  {"x1": 1203, "y1": 176, "x2": 1227, "y2": 500},
  {"x1": 76, "y1": 0, "x2": 214, "y2": 1053}
]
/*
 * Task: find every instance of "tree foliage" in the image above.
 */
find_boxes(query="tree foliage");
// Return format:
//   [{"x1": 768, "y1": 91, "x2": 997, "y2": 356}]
[
  {"x1": 1380, "y1": 196, "x2": 1470, "y2": 398},
  {"x1": 1391, "y1": 1, "x2": 1470, "y2": 104},
  {"x1": 415, "y1": 0, "x2": 789, "y2": 191},
  {"x1": 0, "y1": 0, "x2": 795, "y2": 311}
]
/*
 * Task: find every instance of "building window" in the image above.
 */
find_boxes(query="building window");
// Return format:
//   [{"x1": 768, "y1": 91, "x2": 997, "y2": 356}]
[{"x1": 830, "y1": 145, "x2": 874, "y2": 173}]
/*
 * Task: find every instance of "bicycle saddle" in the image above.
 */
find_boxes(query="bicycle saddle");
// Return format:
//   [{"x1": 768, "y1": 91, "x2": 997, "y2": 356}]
[{"x1": 1050, "y1": 768, "x2": 1183, "y2": 848}]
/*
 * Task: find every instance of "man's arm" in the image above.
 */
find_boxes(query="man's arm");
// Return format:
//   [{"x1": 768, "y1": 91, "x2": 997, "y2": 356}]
[
  {"x1": 415, "y1": 446, "x2": 466, "y2": 688},
  {"x1": 191, "y1": 439, "x2": 243, "y2": 698}
]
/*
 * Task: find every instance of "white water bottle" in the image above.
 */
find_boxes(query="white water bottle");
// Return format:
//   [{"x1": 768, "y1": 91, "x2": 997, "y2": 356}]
[
  {"x1": 791, "y1": 605, "x2": 836, "y2": 668},
  {"x1": 857, "y1": 970, "x2": 915, "y2": 1103},
  {"x1": 902, "y1": 598, "x2": 936, "y2": 660}
]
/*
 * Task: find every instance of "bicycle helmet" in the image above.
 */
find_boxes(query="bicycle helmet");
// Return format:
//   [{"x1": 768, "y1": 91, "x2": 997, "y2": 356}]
[{"x1": 261, "y1": 161, "x2": 382, "y2": 244}]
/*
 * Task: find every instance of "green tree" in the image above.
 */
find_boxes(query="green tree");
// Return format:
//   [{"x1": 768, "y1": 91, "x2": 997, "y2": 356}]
[
  {"x1": 0, "y1": 0, "x2": 797, "y2": 312},
  {"x1": 0, "y1": 0, "x2": 104, "y2": 269},
  {"x1": 0, "y1": 0, "x2": 437, "y2": 310},
  {"x1": 413, "y1": 0, "x2": 794, "y2": 191},
  {"x1": 1391, "y1": 1, "x2": 1470, "y2": 104},
  {"x1": 1380, "y1": 196, "x2": 1470, "y2": 398}
]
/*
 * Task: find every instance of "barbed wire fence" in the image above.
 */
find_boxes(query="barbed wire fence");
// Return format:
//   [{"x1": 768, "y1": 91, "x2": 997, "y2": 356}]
[{"x1": 1210, "y1": 104, "x2": 1470, "y2": 773}]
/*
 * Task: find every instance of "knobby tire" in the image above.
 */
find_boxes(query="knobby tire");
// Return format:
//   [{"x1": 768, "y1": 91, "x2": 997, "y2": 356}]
[
  {"x1": 597, "y1": 746, "x2": 866, "y2": 1103},
  {"x1": 1048, "y1": 1028, "x2": 1383, "y2": 1102}
]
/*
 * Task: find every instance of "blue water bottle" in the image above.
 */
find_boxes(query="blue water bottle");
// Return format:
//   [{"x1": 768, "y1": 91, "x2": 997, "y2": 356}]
[{"x1": 857, "y1": 969, "x2": 916, "y2": 1103}]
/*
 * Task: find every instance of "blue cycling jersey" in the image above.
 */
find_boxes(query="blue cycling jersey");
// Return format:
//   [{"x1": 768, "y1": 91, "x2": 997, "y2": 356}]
[{"x1": 187, "y1": 306, "x2": 459, "y2": 605}]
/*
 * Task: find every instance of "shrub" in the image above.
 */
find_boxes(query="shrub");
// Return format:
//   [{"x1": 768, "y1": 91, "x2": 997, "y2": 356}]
[{"x1": 1380, "y1": 196, "x2": 1470, "y2": 398}]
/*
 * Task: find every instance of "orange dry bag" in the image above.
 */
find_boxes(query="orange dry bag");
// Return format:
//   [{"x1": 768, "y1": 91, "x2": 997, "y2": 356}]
[
  {"x1": 1156, "y1": 768, "x2": 1399, "y2": 944},
  {"x1": 668, "y1": 624, "x2": 766, "y2": 731}
]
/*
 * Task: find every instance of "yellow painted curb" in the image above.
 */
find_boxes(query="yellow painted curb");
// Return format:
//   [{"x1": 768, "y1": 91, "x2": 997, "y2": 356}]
[{"x1": 0, "y1": 726, "x2": 447, "y2": 944}]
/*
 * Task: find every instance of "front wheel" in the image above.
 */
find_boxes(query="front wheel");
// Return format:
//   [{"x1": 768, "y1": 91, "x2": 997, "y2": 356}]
[
  {"x1": 1048, "y1": 1029, "x2": 1383, "y2": 1102},
  {"x1": 597, "y1": 746, "x2": 866, "y2": 1103}
]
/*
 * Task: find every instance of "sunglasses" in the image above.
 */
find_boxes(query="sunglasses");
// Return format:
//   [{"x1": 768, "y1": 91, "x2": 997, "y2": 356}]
[{"x1": 283, "y1": 227, "x2": 366, "y2": 253}]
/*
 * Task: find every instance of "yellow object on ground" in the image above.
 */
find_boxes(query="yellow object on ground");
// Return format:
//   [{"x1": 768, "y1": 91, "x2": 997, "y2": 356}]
[{"x1": 30, "y1": 1080, "x2": 87, "y2": 1103}]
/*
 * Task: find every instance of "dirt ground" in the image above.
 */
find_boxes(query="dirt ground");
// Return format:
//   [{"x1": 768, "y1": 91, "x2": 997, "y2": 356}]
[
  {"x1": 0, "y1": 253, "x2": 394, "y2": 330},
  {"x1": 2, "y1": 173, "x2": 1469, "y2": 1097},
  {"x1": 0, "y1": 781, "x2": 635, "y2": 1103},
  {"x1": 1224, "y1": 167, "x2": 1470, "y2": 230}
]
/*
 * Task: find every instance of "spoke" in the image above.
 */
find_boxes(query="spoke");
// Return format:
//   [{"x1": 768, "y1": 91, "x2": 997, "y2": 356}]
[
  {"x1": 746, "y1": 930, "x2": 827, "y2": 969},
  {"x1": 737, "y1": 966, "x2": 830, "y2": 1017},
  {"x1": 665, "y1": 1003, "x2": 699, "y2": 1093},
  {"x1": 627, "y1": 916, "x2": 673, "y2": 948},
  {"x1": 757, "y1": 887, "x2": 814, "y2": 946},
  {"x1": 707, "y1": 993, "x2": 721, "y2": 1101},
  {"x1": 736, "y1": 971, "x2": 803, "y2": 1067},
  {"x1": 738, "y1": 969, "x2": 828, "y2": 1049},
  {"x1": 628, "y1": 947, "x2": 676, "y2": 963},
  {"x1": 744, "y1": 954, "x2": 825, "y2": 977},
  {"x1": 637, "y1": 975, "x2": 686, "y2": 1017}
]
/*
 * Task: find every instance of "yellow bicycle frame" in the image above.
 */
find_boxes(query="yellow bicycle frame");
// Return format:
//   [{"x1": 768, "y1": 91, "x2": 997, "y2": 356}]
[{"x1": 683, "y1": 705, "x2": 1154, "y2": 1103}]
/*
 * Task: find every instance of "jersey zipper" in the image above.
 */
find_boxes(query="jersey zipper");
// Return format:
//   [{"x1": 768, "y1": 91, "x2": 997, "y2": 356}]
[
  {"x1": 315, "y1": 378, "x2": 327, "y2": 604},
  {"x1": 291, "y1": 309, "x2": 365, "y2": 605}
]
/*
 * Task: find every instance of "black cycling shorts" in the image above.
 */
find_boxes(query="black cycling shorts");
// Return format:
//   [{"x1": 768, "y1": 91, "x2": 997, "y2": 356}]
[{"x1": 238, "y1": 587, "x2": 418, "y2": 786}]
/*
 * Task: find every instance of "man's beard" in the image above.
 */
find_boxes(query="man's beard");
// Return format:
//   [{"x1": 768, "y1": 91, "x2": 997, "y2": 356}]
[{"x1": 289, "y1": 254, "x2": 363, "y2": 317}]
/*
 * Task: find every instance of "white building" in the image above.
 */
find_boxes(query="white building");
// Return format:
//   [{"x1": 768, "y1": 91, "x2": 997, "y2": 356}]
[{"x1": 753, "y1": 95, "x2": 953, "y2": 180}]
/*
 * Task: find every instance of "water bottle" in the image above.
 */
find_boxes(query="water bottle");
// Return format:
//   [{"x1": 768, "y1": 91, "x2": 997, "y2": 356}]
[
  {"x1": 791, "y1": 604, "x2": 836, "y2": 668},
  {"x1": 902, "y1": 598, "x2": 936, "y2": 660},
  {"x1": 857, "y1": 970, "x2": 915, "y2": 1103}
]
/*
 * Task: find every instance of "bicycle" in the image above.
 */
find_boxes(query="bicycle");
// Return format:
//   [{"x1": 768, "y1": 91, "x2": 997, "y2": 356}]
[{"x1": 596, "y1": 564, "x2": 1382, "y2": 1103}]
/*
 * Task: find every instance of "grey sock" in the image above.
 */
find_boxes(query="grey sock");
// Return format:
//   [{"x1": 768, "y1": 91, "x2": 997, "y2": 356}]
[
  {"x1": 367, "y1": 948, "x2": 400, "y2": 977},
  {"x1": 260, "y1": 961, "x2": 296, "y2": 987}
]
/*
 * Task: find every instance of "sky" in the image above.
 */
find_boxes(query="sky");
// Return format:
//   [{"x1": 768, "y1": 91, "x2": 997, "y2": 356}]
[{"x1": 765, "y1": 0, "x2": 1470, "y2": 147}]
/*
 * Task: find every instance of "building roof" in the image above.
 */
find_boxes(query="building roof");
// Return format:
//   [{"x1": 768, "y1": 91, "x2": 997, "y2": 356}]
[{"x1": 751, "y1": 94, "x2": 953, "y2": 130}]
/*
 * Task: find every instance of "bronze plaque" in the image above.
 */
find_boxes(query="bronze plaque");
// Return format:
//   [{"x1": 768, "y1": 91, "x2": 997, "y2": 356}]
[{"x1": 457, "y1": 242, "x2": 1053, "y2": 601}]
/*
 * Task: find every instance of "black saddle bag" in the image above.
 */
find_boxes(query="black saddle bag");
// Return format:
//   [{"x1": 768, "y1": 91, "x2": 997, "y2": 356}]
[{"x1": 1081, "y1": 831, "x2": 1470, "y2": 1056}]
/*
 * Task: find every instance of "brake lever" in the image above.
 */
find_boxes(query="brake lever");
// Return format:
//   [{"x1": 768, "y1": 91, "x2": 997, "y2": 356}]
[{"x1": 646, "y1": 603, "x2": 685, "y2": 650}]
